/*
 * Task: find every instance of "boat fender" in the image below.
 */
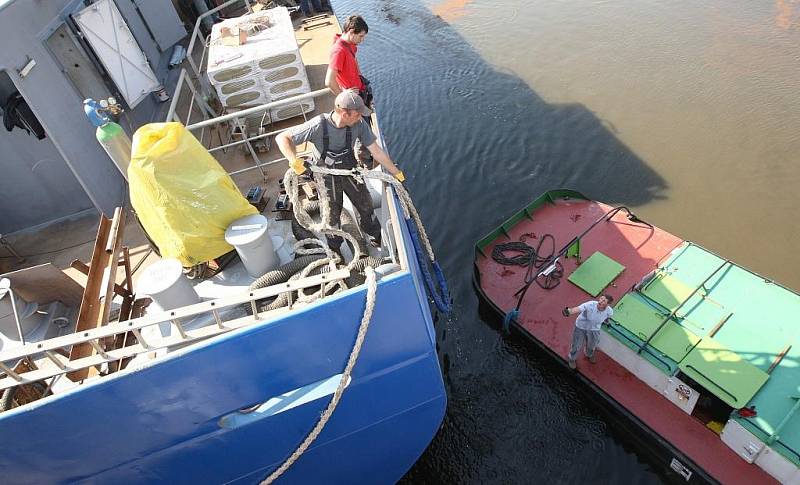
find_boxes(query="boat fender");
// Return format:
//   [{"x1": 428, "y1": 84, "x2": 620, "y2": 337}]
[{"x1": 503, "y1": 309, "x2": 519, "y2": 333}]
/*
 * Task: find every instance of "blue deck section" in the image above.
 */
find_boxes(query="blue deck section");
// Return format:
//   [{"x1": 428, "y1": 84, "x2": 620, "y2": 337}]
[{"x1": 0, "y1": 210, "x2": 446, "y2": 483}]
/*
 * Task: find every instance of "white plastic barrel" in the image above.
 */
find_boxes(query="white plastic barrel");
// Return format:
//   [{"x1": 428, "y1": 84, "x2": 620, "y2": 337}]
[
  {"x1": 225, "y1": 214, "x2": 277, "y2": 277},
  {"x1": 137, "y1": 259, "x2": 200, "y2": 311}
]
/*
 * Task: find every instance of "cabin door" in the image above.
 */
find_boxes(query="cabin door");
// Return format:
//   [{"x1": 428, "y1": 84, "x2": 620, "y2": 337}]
[{"x1": 73, "y1": 0, "x2": 160, "y2": 108}]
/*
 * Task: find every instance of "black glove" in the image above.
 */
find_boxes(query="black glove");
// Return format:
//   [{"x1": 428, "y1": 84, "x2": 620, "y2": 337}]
[{"x1": 562, "y1": 307, "x2": 570, "y2": 317}]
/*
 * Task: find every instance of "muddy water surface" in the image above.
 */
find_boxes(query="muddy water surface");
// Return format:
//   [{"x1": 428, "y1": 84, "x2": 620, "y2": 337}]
[{"x1": 332, "y1": 1, "x2": 800, "y2": 482}]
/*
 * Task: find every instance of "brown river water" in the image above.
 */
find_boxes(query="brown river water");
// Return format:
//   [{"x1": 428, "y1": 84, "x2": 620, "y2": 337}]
[
  {"x1": 431, "y1": 0, "x2": 800, "y2": 289},
  {"x1": 332, "y1": 0, "x2": 800, "y2": 482}
]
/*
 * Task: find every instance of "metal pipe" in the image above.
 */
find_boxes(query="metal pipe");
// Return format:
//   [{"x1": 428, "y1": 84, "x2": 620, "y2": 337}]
[
  {"x1": 767, "y1": 396, "x2": 800, "y2": 445},
  {"x1": 7, "y1": 287, "x2": 26, "y2": 346},
  {"x1": 187, "y1": 89, "x2": 330, "y2": 130},
  {"x1": 187, "y1": 0, "x2": 250, "y2": 78},
  {"x1": 232, "y1": 117, "x2": 267, "y2": 180},
  {"x1": 165, "y1": 68, "x2": 186, "y2": 122},
  {"x1": 636, "y1": 259, "x2": 730, "y2": 354},
  {"x1": 208, "y1": 125, "x2": 291, "y2": 153}
]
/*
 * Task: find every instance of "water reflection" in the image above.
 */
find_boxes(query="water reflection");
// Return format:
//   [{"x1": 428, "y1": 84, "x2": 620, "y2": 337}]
[{"x1": 775, "y1": 0, "x2": 800, "y2": 29}]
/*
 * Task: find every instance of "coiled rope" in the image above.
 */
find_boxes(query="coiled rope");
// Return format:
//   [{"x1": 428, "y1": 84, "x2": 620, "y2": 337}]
[
  {"x1": 491, "y1": 234, "x2": 563, "y2": 291},
  {"x1": 310, "y1": 165, "x2": 451, "y2": 313}
]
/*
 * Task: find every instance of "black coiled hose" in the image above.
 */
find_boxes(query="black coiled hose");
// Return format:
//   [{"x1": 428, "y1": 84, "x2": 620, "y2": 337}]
[{"x1": 491, "y1": 234, "x2": 564, "y2": 289}]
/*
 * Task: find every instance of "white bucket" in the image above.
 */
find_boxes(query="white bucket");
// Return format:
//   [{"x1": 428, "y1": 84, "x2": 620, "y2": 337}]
[
  {"x1": 137, "y1": 258, "x2": 200, "y2": 311},
  {"x1": 225, "y1": 214, "x2": 277, "y2": 277},
  {"x1": 270, "y1": 235, "x2": 293, "y2": 266}
]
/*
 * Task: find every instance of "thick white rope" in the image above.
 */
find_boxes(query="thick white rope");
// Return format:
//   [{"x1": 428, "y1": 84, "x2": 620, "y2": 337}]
[
  {"x1": 283, "y1": 169, "x2": 363, "y2": 272},
  {"x1": 261, "y1": 165, "x2": 436, "y2": 483},
  {"x1": 261, "y1": 267, "x2": 377, "y2": 484},
  {"x1": 309, "y1": 166, "x2": 437, "y2": 263}
]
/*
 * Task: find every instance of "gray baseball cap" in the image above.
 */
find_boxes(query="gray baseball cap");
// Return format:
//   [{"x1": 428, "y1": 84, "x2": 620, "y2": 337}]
[{"x1": 335, "y1": 89, "x2": 371, "y2": 116}]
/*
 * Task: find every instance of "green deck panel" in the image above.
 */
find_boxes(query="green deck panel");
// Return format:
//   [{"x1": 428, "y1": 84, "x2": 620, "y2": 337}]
[
  {"x1": 641, "y1": 276, "x2": 731, "y2": 337},
  {"x1": 651, "y1": 322, "x2": 701, "y2": 362},
  {"x1": 612, "y1": 294, "x2": 664, "y2": 341},
  {"x1": 604, "y1": 322, "x2": 680, "y2": 373},
  {"x1": 642, "y1": 273, "x2": 695, "y2": 311},
  {"x1": 611, "y1": 294, "x2": 700, "y2": 363},
  {"x1": 679, "y1": 337, "x2": 770, "y2": 408},
  {"x1": 657, "y1": 243, "x2": 728, "y2": 290},
  {"x1": 568, "y1": 251, "x2": 625, "y2": 297}
]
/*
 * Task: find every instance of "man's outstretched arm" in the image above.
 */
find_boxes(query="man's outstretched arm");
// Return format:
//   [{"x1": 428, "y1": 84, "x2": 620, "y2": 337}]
[{"x1": 366, "y1": 141, "x2": 404, "y2": 181}]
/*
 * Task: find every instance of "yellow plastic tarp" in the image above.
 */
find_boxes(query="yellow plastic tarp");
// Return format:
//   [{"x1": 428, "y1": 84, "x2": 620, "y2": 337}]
[{"x1": 129, "y1": 122, "x2": 256, "y2": 266}]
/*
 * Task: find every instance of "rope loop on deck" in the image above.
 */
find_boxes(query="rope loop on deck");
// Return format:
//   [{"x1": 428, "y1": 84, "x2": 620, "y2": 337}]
[{"x1": 309, "y1": 166, "x2": 451, "y2": 313}]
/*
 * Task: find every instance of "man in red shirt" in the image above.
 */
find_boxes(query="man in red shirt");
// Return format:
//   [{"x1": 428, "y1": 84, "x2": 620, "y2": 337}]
[
  {"x1": 325, "y1": 15, "x2": 370, "y2": 102},
  {"x1": 325, "y1": 15, "x2": 374, "y2": 165}
]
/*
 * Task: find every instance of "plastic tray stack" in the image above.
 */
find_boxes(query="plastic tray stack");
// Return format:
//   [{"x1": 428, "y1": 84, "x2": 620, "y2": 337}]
[{"x1": 207, "y1": 7, "x2": 314, "y2": 118}]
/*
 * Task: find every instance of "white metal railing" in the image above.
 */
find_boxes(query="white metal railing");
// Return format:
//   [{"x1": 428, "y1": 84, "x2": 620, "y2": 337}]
[
  {"x1": 168, "y1": 0, "x2": 328, "y2": 179},
  {"x1": 185, "y1": 0, "x2": 254, "y2": 81},
  {"x1": 0, "y1": 268, "x2": 350, "y2": 392}
]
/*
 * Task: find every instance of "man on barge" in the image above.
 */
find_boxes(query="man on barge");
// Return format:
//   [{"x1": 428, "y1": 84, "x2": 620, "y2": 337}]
[
  {"x1": 563, "y1": 295, "x2": 614, "y2": 369},
  {"x1": 275, "y1": 89, "x2": 404, "y2": 251}
]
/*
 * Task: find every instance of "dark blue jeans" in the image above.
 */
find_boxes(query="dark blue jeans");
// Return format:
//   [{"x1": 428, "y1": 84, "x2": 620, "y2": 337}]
[{"x1": 300, "y1": 0, "x2": 322, "y2": 16}]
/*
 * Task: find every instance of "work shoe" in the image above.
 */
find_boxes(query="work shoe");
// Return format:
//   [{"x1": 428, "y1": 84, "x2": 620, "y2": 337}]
[
  {"x1": 568, "y1": 359, "x2": 577, "y2": 370},
  {"x1": 588, "y1": 354, "x2": 597, "y2": 364}
]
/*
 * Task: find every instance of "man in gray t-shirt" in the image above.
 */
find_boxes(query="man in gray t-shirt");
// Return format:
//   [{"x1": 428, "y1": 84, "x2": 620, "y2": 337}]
[
  {"x1": 563, "y1": 294, "x2": 615, "y2": 368},
  {"x1": 276, "y1": 90, "x2": 404, "y2": 250},
  {"x1": 288, "y1": 114, "x2": 376, "y2": 163}
]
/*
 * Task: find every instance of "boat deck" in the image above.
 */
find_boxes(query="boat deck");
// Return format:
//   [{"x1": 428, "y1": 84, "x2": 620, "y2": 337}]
[
  {"x1": 474, "y1": 195, "x2": 779, "y2": 484},
  {"x1": 0, "y1": 12, "x2": 340, "y2": 286}
]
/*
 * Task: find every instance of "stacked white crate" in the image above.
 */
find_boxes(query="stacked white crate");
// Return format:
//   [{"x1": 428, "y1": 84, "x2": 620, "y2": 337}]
[{"x1": 207, "y1": 7, "x2": 314, "y2": 119}]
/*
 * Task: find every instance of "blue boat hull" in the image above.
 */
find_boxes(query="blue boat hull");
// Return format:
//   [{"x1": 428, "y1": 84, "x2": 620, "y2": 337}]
[{"x1": 0, "y1": 220, "x2": 446, "y2": 483}]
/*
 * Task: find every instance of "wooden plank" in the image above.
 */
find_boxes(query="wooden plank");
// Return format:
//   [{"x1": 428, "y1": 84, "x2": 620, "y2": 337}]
[
  {"x1": 92, "y1": 208, "x2": 127, "y2": 377},
  {"x1": 66, "y1": 214, "x2": 111, "y2": 380},
  {"x1": 0, "y1": 263, "x2": 84, "y2": 308},
  {"x1": 121, "y1": 247, "x2": 134, "y2": 291},
  {"x1": 69, "y1": 260, "x2": 130, "y2": 299}
]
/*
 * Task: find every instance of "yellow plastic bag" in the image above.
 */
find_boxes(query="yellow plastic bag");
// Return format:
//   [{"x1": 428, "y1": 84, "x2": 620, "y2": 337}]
[{"x1": 129, "y1": 122, "x2": 256, "y2": 266}]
